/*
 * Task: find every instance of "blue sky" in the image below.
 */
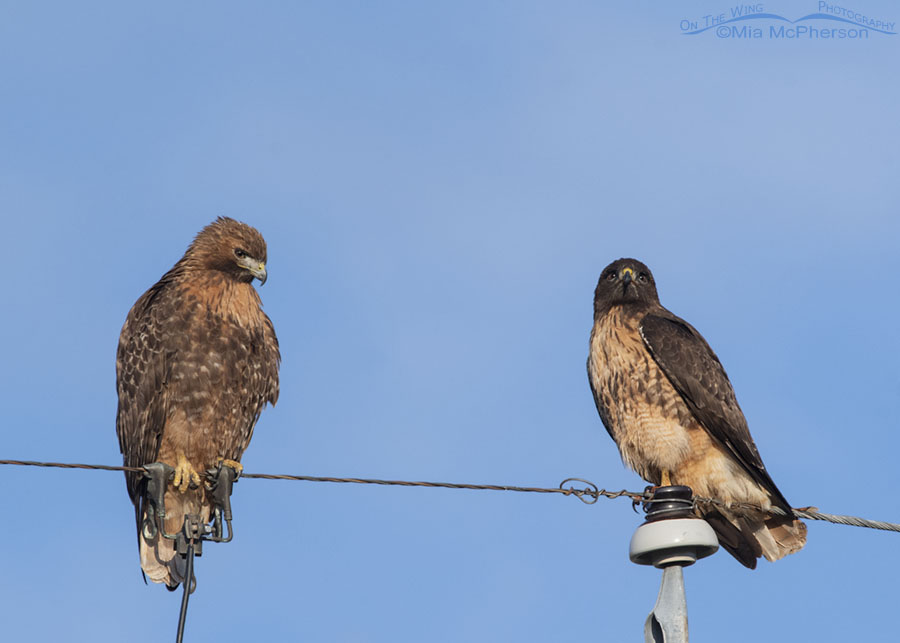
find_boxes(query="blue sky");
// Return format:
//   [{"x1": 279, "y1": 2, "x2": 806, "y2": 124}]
[{"x1": 1, "y1": 2, "x2": 898, "y2": 641}]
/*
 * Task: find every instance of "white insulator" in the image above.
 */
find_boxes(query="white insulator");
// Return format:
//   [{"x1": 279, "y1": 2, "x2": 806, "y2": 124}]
[{"x1": 629, "y1": 518, "x2": 719, "y2": 568}]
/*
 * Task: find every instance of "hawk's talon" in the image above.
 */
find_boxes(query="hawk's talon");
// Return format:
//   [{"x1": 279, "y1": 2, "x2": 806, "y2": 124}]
[
  {"x1": 216, "y1": 458, "x2": 243, "y2": 479},
  {"x1": 172, "y1": 453, "x2": 201, "y2": 493}
]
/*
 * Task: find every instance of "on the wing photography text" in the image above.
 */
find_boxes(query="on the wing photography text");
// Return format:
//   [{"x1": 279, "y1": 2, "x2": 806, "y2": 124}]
[{"x1": 679, "y1": 2, "x2": 896, "y2": 39}]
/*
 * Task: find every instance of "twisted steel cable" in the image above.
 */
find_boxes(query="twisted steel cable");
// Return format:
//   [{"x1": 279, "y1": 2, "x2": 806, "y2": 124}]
[{"x1": 1, "y1": 458, "x2": 897, "y2": 533}]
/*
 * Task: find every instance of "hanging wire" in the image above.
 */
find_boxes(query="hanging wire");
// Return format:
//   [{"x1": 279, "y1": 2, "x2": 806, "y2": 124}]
[
  {"x1": 176, "y1": 540, "x2": 194, "y2": 643},
  {"x1": 1, "y1": 458, "x2": 898, "y2": 533}
]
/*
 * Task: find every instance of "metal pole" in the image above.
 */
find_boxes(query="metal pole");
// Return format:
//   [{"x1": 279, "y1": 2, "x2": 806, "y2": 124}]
[{"x1": 644, "y1": 565, "x2": 687, "y2": 643}]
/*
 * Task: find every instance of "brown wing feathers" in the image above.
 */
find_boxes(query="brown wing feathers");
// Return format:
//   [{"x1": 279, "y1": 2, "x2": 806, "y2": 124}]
[{"x1": 638, "y1": 313, "x2": 793, "y2": 512}]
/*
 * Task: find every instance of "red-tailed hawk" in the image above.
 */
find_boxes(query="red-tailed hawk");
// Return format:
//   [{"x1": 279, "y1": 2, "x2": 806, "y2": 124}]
[
  {"x1": 116, "y1": 217, "x2": 280, "y2": 588},
  {"x1": 587, "y1": 258, "x2": 806, "y2": 568}
]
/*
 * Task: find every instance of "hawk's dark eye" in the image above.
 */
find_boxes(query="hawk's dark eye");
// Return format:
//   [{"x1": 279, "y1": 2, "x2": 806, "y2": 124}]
[
  {"x1": 606, "y1": 271, "x2": 617, "y2": 281},
  {"x1": 234, "y1": 249, "x2": 248, "y2": 259},
  {"x1": 638, "y1": 273, "x2": 649, "y2": 284}
]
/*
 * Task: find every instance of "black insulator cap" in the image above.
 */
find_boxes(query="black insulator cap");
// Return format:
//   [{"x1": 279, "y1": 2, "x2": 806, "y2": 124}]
[{"x1": 642, "y1": 485, "x2": 694, "y2": 522}]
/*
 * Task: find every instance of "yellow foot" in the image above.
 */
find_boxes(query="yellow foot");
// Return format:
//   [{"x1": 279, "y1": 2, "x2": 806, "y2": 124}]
[
  {"x1": 172, "y1": 453, "x2": 201, "y2": 492},
  {"x1": 217, "y1": 458, "x2": 243, "y2": 475},
  {"x1": 660, "y1": 470, "x2": 672, "y2": 487}
]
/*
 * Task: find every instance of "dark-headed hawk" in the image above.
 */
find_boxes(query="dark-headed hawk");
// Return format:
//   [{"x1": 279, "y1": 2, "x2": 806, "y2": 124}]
[{"x1": 587, "y1": 258, "x2": 805, "y2": 568}]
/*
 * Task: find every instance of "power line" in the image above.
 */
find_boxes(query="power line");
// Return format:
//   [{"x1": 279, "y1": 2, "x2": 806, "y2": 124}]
[{"x1": 1, "y1": 458, "x2": 898, "y2": 534}]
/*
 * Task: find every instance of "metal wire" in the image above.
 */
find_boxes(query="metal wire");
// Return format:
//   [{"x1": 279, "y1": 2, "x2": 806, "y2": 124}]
[
  {"x1": 0, "y1": 459, "x2": 143, "y2": 472},
  {"x1": 239, "y1": 472, "x2": 638, "y2": 504},
  {"x1": 692, "y1": 497, "x2": 900, "y2": 533},
  {"x1": 1, "y1": 458, "x2": 898, "y2": 534}
]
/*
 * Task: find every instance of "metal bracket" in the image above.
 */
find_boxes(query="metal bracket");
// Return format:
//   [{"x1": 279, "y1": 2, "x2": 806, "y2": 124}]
[
  {"x1": 176, "y1": 514, "x2": 205, "y2": 559},
  {"x1": 142, "y1": 462, "x2": 175, "y2": 541},
  {"x1": 205, "y1": 462, "x2": 238, "y2": 543},
  {"x1": 141, "y1": 461, "x2": 240, "y2": 545}
]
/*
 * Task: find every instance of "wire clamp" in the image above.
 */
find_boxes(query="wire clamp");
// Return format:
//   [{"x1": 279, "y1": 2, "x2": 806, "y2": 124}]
[
  {"x1": 141, "y1": 462, "x2": 175, "y2": 541},
  {"x1": 205, "y1": 462, "x2": 238, "y2": 543}
]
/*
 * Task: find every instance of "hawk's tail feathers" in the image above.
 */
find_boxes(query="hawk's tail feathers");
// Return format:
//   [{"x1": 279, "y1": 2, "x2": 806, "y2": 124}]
[
  {"x1": 702, "y1": 508, "x2": 760, "y2": 569},
  {"x1": 759, "y1": 513, "x2": 807, "y2": 562},
  {"x1": 699, "y1": 506, "x2": 806, "y2": 569}
]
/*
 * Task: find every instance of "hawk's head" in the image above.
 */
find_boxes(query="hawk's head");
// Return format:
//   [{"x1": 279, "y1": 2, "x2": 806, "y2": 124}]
[
  {"x1": 188, "y1": 216, "x2": 269, "y2": 285},
  {"x1": 593, "y1": 258, "x2": 659, "y2": 314}
]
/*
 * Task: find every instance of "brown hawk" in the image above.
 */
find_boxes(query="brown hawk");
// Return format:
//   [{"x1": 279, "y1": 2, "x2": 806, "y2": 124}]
[
  {"x1": 587, "y1": 258, "x2": 806, "y2": 568},
  {"x1": 116, "y1": 217, "x2": 280, "y2": 588}
]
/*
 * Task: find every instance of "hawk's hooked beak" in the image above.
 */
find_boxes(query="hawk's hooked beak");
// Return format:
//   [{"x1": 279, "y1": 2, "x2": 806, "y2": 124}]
[
  {"x1": 250, "y1": 263, "x2": 267, "y2": 286},
  {"x1": 620, "y1": 267, "x2": 634, "y2": 294},
  {"x1": 238, "y1": 255, "x2": 268, "y2": 285}
]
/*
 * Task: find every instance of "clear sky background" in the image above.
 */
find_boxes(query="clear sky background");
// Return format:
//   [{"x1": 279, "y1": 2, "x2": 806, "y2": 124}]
[{"x1": 1, "y1": 2, "x2": 898, "y2": 641}]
